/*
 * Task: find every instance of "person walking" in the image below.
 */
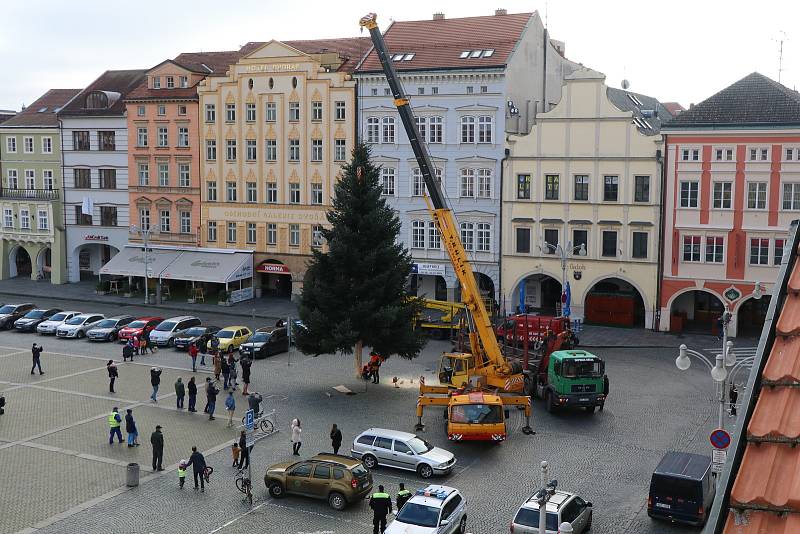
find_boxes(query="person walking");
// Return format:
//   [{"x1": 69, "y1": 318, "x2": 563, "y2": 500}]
[
  {"x1": 177, "y1": 460, "x2": 187, "y2": 488},
  {"x1": 227, "y1": 353, "x2": 238, "y2": 391},
  {"x1": 369, "y1": 485, "x2": 392, "y2": 534},
  {"x1": 107, "y1": 360, "x2": 118, "y2": 393},
  {"x1": 187, "y1": 376, "x2": 198, "y2": 412},
  {"x1": 240, "y1": 357, "x2": 252, "y2": 396},
  {"x1": 122, "y1": 342, "x2": 133, "y2": 363},
  {"x1": 225, "y1": 391, "x2": 236, "y2": 427},
  {"x1": 189, "y1": 343, "x2": 199, "y2": 373},
  {"x1": 396, "y1": 483, "x2": 412, "y2": 510},
  {"x1": 125, "y1": 409, "x2": 139, "y2": 447},
  {"x1": 132, "y1": 336, "x2": 140, "y2": 356},
  {"x1": 203, "y1": 377, "x2": 212, "y2": 413},
  {"x1": 143, "y1": 329, "x2": 156, "y2": 354},
  {"x1": 237, "y1": 430, "x2": 250, "y2": 469},
  {"x1": 150, "y1": 425, "x2": 164, "y2": 471},
  {"x1": 139, "y1": 336, "x2": 148, "y2": 356},
  {"x1": 213, "y1": 349, "x2": 222, "y2": 381},
  {"x1": 290, "y1": 418, "x2": 302, "y2": 456},
  {"x1": 231, "y1": 441, "x2": 241, "y2": 467},
  {"x1": 108, "y1": 407, "x2": 123, "y2": 445},
  {"x1": 198, "y1": 339, "x2": 207, "y2": 366},
  {"x1": 175, "y1": 377, "x2": 185, "y2": 410},
  {"x1": 330, "y1": 424, "x2": 342, "y2": 455},
  {"x1": 221, "y1": 355, "x2": 231, "y2": 390},
  {"x1": 150, "y1": 367, "x2": 162, "y2": 403},
  {"x1": 30, "y1": 343, "x2": 44, "y2": 375},
  {"x1": 368, "y1": 352, "x2": 382, "y2": 384},
  {"x1": 207, "y1": 380, "x2": 219, "y2": 421},
  {"x1": 186, "y1": 446, "x2": 206, "y2": 492}
]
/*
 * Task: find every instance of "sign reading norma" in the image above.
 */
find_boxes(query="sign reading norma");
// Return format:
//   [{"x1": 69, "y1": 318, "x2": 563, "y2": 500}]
[
  {"x1": 207, "y1": 207, "x2": 326, "y2": 225},
  {"x1": 412, "y1": 263, "x2": 446, "y2": 277}
]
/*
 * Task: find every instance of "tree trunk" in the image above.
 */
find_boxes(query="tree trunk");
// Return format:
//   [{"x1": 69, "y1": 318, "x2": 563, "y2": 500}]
[{"x1": 354, "y1": 339, "x2": 363, "y2": 379}]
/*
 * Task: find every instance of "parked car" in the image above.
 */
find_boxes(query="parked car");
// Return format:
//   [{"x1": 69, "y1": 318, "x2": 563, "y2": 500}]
[
  {"x1": 264, "y1": 453, "x2": 372, "y2": 510},
  {"x1": 118, "y1": 317, "x2": 163, "y2": 343},
  {"x1": 386, "y1": 485, "x2": 467, "y2": 534},
  {"x1": 276, "y1": 318, "x2": 307, "y2": 344},
  {"x1": 149, "y1": 316, "x2": 201, "y2": 347},
  {"x1": 37, "y1": 311, "x2": 81, "y2": 335},
  {"x1": 174, "y1": 325, "x2": 220, "y2": 351},
  {"x1": 14, "y1": 308, "x2": 62, "y2": 332},
  {"x1": 510, "y1": 490, "x2": 592, "y2": 533},
  {"x1": 239, "y1": 326, "x2": 288, "y2": 359},
  {"x1": 648, "y1": 451, "x2": 715, "y2": 526},
  {"x1": 0, "y1": 303, "x2": 36, "y2": 329},
  {"x1": 87, "y1": 315, "x2": 136, "y2": 342},
  {"x1": 56, "y1": 314, "x2": 104, "y2": 339},
  {"x1": 351, "y1": 428, "x2": 456, "y2": 479},
  {"x1": 208, "y1": 326, "x2": 252, "y2": 354}
]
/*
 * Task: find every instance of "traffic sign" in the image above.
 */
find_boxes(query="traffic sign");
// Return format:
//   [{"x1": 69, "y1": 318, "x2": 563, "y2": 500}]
[
  {"x1": 245, "y1": 430, "x2": 255, "y2": 448},
  {"x1": 710, "y1": 428, "x2": 731, "y2": 449},
  {"x1": 245, "y1": 409, "x2": 254, "y2": 432},
  {"x1": 711, "y1": 462, "x2": 724, "y2": 474}
]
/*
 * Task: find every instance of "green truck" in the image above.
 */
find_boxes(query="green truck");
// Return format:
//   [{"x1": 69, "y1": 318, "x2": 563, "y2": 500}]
[{"x1": 530, "y1": 349, "x2": 608, "y2": 414}]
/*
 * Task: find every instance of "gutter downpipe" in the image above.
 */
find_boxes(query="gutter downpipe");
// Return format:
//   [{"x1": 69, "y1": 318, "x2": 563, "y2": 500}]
[
  {"x1": 654, "y1": 141, "x2": 666, "y2": 331},
  {"x1": 499, "y1": 146, "x2": 509, "y2": 315}
]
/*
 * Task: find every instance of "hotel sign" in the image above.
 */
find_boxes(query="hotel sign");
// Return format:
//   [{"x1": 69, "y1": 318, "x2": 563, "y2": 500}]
[
  {"x1": 245, "y1": 64, "x2": 300, "y2": 73},
  {"x1": 207, "y1": 206, "x2": 327, "y2": 224}
]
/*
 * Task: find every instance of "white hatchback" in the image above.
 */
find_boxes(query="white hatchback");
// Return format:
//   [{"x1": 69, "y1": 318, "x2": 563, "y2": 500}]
[
  {"x1": 56, "y1": 314, "x2": 104, "y2": 339},
  {"x1": 37, "y1": 311, "x2": 82, "y2": 335}
]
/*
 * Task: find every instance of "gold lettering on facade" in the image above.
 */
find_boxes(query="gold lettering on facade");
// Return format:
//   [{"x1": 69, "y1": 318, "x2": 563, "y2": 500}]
[{"x1": 245, "y1": 64, "x2": 300, "y2": 73}]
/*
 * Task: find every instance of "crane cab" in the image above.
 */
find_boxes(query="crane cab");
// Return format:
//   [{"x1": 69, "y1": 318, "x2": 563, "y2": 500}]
[{"x1": 438, "y1": 352, "x2": 476, "y2": 387}]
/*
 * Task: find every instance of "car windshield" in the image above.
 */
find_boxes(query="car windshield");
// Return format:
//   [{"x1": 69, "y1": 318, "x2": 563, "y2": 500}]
[
  {"x1": 395, "y1": 503, "x2": 440, "y2": 527},
  {"x1": 408, "y1": 437, "x2": 433, "y2": 454},
  {"x1": 561, "y1": 359, "x2": 603, "y2": 378},
  {"x1": 0, "y1": 305, "x2": 16, "y2": 314},
  {"x1": 513, "y1": 508, "x2": 559, "y2": 530},
  {"x1": 155, "y1": 321, "x2": 177, "y2": 331},
  {"x1": 450, "y1": 403, "x2": 503, "y2": 424},
  {"x1": 24, "y1": 310, "x2": 46, "y2": 319},
  {"x1": 183, "y1": 327, "x2": 206, "y2": 336},
  {"x1": 66, "y1": 316, "x2": 86, "y2": 325},
  {"x1": 49, "y1": 313, "x2": 68, "y2": 321},
  {"x1": 250, "y1": 332, "x2": 271, "y2": 342},
  {"x1": 95, "y1": 319, "x2": 117, "y2": 328},
  {"x1": 127, "y1": 320, "x2": 147, "y2": 328},
  {"x1": 216, "y1": 330, "x2": 234, "y2": 339}
]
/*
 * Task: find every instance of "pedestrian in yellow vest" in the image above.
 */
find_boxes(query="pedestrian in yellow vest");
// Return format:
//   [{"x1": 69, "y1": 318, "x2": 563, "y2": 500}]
[
  {"x1": 178, "y1": 460, "x2": 187, "y2": 488},
  {"x1": 108, "y1": 407, "x2": 122, "y2": 445}
]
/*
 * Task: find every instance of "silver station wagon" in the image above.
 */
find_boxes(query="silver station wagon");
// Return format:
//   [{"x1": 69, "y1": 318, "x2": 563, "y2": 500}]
[{"x1": 351, "y1": 428, "x2": 456, "y2": 479}]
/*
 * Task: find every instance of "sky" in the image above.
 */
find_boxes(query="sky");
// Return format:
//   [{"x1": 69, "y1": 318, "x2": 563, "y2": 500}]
[{"x1": 1, "y1": 0, "x2": 797, "y2": 111}]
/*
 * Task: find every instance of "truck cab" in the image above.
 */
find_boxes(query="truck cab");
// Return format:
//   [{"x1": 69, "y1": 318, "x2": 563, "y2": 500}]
[
  {"x1": 537, "y1": 350, "x2": 607, "y2": 414},
  {"x1": 446, "y1": 391, "x2": 508, "y2": 442}
]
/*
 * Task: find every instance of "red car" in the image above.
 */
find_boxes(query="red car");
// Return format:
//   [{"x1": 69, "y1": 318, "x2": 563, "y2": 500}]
[{"x1": 118, "y1": 317, "x2": 163, "y2": 343}]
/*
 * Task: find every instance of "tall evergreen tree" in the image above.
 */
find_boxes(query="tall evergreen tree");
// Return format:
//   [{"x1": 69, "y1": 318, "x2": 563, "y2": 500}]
[{"x1": 296, "y1": 143, "x2": 424, "y2": 376}]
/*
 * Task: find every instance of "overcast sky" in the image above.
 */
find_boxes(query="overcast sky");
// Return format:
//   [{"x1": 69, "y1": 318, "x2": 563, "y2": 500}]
[{"x1": 1, "y1": 0, "x2": 797, "y2": 111}]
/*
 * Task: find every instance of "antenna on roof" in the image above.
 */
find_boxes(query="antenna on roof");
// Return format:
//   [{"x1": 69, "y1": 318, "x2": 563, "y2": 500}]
[
  {"x1": 775, "y1": 30, "x2": 789, "y2": 83},
  {"x1": 544, "y1": 0, "x2": 548, "y2": 29}
]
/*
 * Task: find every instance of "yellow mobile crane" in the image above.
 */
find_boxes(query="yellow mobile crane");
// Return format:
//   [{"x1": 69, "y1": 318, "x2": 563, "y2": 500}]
[{"x1": 360, "y1": 13, "x2": 533, "y2": 441}]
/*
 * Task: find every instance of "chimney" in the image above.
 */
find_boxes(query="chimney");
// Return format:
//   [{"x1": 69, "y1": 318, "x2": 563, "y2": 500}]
[
  {"x1": 495, "y1": 8, "x2": 507, "y2": 16},
  {"x1": 433, "y1": 12, "x2": 445, "y2": 20}
]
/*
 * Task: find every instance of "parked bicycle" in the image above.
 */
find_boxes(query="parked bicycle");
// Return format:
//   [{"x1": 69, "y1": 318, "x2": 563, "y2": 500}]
[
  {"x1": 242, "y1": 411, "x2": 274, "y2": 434},
  {"x1": 235, "y1": 467, "x2": 251, "y2": 494}
]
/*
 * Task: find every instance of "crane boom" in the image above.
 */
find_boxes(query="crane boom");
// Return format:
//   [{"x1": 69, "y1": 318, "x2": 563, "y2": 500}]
[{"x1": 359, "y1": 13, "x2": 507, "y2": 372}]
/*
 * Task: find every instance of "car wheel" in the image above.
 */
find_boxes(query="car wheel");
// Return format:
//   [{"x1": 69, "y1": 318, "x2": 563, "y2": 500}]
[
  {"x1": 545, "y1": 391, "x2": 555, "y2": 413},
  {"x1": 362, "y1": 454, "x2": 378, "y2": 470},
  {"x1": 458, "y1": 516, "x2": 467, "y2": 534},
  {"x1": 268, "y1": 481, "x2": 284, "y2": 498},
  {"x1": 167, "y1": 338, "x2": 174, "y2": 347},
  {"x1": 77, "y1": 330, "x2": 85, "y2": 339},
  {"x1": 108, "y1": 333, "x2": 117, "y2": 342},
  {"x1": 417, "y1": 463, "x2": 434, "y2": 479},
  {"x1": 328, "y1": 491, "x2": 346, "y2": 510}
]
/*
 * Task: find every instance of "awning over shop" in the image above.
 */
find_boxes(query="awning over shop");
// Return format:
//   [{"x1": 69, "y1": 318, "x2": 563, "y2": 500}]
[
  {"x1": 98, "y1": 247, "x2": 182, "y2": 278},
  {"x1": 256, "y1": 262, "x2": 291, "y2": 275},
  {"x1": 160, "y1": 251, "x2": 253, "y2": 284}
]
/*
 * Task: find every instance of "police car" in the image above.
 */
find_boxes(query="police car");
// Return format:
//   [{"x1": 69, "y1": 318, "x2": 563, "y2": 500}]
[{"x1": 385, "y1": 485, "x2": 467, "y2": 534}]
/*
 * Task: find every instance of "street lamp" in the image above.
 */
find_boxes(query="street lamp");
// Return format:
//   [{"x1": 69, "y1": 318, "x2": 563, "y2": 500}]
[
  {"x1": 542, "y1": 240, "x2": 586, "y2": 314},
  {"x1": 130, "y1": 224, "x2": 159, "y2": 305},
  {"x1": 676, "y1": 344, "x2": 733, "y2": 430}
]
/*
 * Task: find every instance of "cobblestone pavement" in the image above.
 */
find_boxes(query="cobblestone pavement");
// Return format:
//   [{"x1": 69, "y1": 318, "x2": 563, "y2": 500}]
[{"x1": 0, "y1": 293, "x2": 746, "y2": 534}]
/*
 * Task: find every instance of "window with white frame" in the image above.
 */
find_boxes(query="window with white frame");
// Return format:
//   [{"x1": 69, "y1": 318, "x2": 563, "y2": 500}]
[
  {"x1": 783, "y1": 183, "x2": 800, "y2": 210},
  {"x1": 42, "y1": 137, "x2": 52, "y2": 153},
  {"x1": 705, "y1": 236, "x2": 724, "y2": 263},
  {"x1": 206, "y1": 139, "x2": 216, "y2": 161},
  {"x1": 158, "y1": 104, "x2": 166, "y2": 116},
  {"x1": 178, "y1": 127, "x2": 189, "y2": 147},
  {"x1": 312, "y1": 225, "x2": 324, "y2": 247},
  {"x1": 411, "y1": 220, "x2": 426, "y2": 248},
  {"x1": 381, "y1": 168, "x2": 395, "y2": 196},
  {"x1": 381, "y1": 117, "x2": 395, "y2": 143},
  {"x1": 138, "y1": 163, "x2": 149, "y2": 186},
  {"x1": 23, "y1": 137, "x2": 33, "y2": 153},
  {"x1": 680, "y1": 181, "x2": 699, "y2": 208},
  {"x1": 289, "y1": 102, "x2": 300, "y2": 122},
  {"x1": 290, "y1": 182, "x2": 300, "y2": 204},
  {"x1": 289, "y1": 139, "x2": 300, "y2": 161},
  {"x1": 180, "y1": 211, "x2": 191, "y2": 234},
  {"x1": 265, "y1": 102, "x2": 276, "y2": 122},
  {"x1": 226, "y1": 181, "x2": 237, "y2": 202},
  {"x1": 226, "y1": 139, "x2": 237, "y2": 161},
  {"x1": 428, "y1": 222, "x2": 440, "y2": 249},
  {"x1": 477, "y1": 169, "x2": 492, "y2": 198},
  {"x1": 247, "y1": 222, "x2": 257, "y2": 244},
  {"x1": 680, "y1": 148, "x2": 700, "y2": 161},
  {"x1": 761, "y1": 148, "x2": 769, "y2": 161},
  {"x1": 747, "y1": 182, "x2": 767, "y2": 209},
  {"x1": 749, "y1": 238, "x2": 769, "y2": 265},
  {"x1": 157, "y1": 127, "x2": 168, "y2": 147},
  {"x1": 160, "y1": 210, "x2": 171, "y2": 232},
  {"x1": 166, "y1": 76, "x2": 174, "y2": 89},
  {"x1": 311, "y1": 183, "x2": 323, "y2": 205},
  {"x1": 178, "y1": 104, "x2": 187, "y2": 115},
  {"x1": 460, "y1": 116, "x2": 475, "y2": 143},
  {"x1": 545, "y1": 175, "x2": 560, "y2": 200},
  {"x1": 289, "y1": 224, "x2": 300, "y2": 246},
  {"x1": 460, "y1": 168, "x2": 475, "y2": 198},
  {"x1": 785, "y1": 148, "x2": 798, "y2": 161},
  {"x1": 603, "y1": 175, "x2": 619, "y2": 202},
  {"x1": 712, "y1": 181, "x2": 732, "y2": 209},
  {"x1": 682, "y1": 235, "x2": 701, "y2": 262},
  {"x1": 311, "y1": 139, "x2": 323, "y2": 161},
  {"x1": 265, "y1": 139, "x2": 277, "y2": 161},
  {"x1": 334, "y1": 139, "x2": 346, "y2": 161},
  {"x1": 775, "y1": 238, "x2": 786, "y2": 265},
  {"x1": 366, "y1": 117, "x2": 379, "y2": 143},
  {"x1": 205, "y1": 104, "x2": 215, "y2": 122},
  {"x1": 178, "y1": 164, "x2": 190, "y2": 187},
  {"x1": 137, "y1": 127, "x2": 148, "y2": 147},
  {"x1": 38, "y1": 209, "x2": 49, "y2": 231},
  {"x1": 180, "y1": 76, "x2": 188, "y2": 88},
  {"x1": 411, "y1": 167, "x2": 441, "y2": 196},
  {"x1": 267, "y1": 223, "x2": 277, "y2": 245},
  {"x1": 574, "y1": 175, "x2": 589, "y2": 201},
  {"x1": 266, "y1": 182, "x2": 277, "y2": 203},
  {"x1": 246, "y1": 182, "x2": 257, "y2": 203},
  {"x1": 6, "y1": 136, "x2": 16, "y2": 153},
  {"x1": 207, "y1": 181, "x2": 217, "y2": 201},
  {"x1": 20, "y1": 209, "x2": 30, "y2": 229},
  {"x1": 245, "y1": 103, "x2": 256, "y2": 122},
  {"x1": 335, "y1": 101, "x2": 346, "y2": 121},
  {"x1": 3, "y1": 208, "x2": 12, "y2": 228},
  {"x1": 139, "y1": 208, "x2": 150, "y2": 228},
  {"x1": 24, "y1": 170, "x2": 35, "y2": 189},
  {"x1": 415, "y1": 116, "x2": 427, "y2": 142},
  {"x1": 460, "y1": 222, "x2": 475, "y2": 251},
  {"x1": 207, "y1": 221, "x2": 217, "y2": 242},
  {"x1": 477, "y1": 116, "x2": 493, "y2": 143},
  {"x1": 715, "y1": 148, "x2": 734, "y2": 161},
  {"x1": 225, "y1": 103, "x2": 236, "y2": 122},
  {"x1": 246, "y1": 139, "x2": 257, "y2": 161},
  {"x1": 476, "y1": 223, "x2": 491, "y2": 252},
  {"x1": 311, "y1": 101, "x2": 323, "y2": 121},
  {"x1": 43, "y1": 170, "x2": 53, "y2": 190},
  {"x1": 7, "y1": 169, "x2": 18, "y2": 189},
  {"x1": 158, "y1": 163, "x2": 169, "y2": 186},
  {"x1": 227, "y1": 222, "x2": 237, "y2": 243}
]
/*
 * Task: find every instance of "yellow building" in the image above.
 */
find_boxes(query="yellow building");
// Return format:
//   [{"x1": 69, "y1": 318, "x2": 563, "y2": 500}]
[
  {"x1": 502, "y1": 69, "x2": 668, "y2": 328},
  {"x1": 198, "y1": 38, "x2": 365, "y2": 298}
]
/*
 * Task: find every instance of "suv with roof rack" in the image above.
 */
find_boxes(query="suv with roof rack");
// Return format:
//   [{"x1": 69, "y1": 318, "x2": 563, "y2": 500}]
[
  {"x1": 510, "y1": 489, "x2": 592, "y2": 533},
  {"x1": 386, "y1": 484, "x2": 467, "y2": 533},
  {"x1": 264, "y1": 453, "x2": 372, "y2": 510}
]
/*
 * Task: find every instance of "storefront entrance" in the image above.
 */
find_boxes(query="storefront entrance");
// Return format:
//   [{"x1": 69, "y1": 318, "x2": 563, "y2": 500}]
[{"x1": 256, "y1": 261, "x2": 292, "y2": 299}]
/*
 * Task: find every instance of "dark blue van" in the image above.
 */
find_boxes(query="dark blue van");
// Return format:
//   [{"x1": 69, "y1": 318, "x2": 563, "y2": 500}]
[{"x1": 648, "y1": 451, "x2": 716, "y2": 526}]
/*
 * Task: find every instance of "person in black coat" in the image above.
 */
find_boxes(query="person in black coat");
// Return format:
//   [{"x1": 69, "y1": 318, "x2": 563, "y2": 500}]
[
  {"x1": 237, "y1": 430, "x2": 250, "y2": 469},
  {"x1": 369, "y1": 485, "x2": 393, "y2": 534},
  {"x1": 150, "y1": 425, "x2": 164, "y2": 471},
  {"x1": 187, "y1": 376, "x2": 198, "y2": 412},
  {"x1": 149, "y1": 367, "x2": 162, "y2": 403},
  {"x1": 207, "y1": 380, "x2": 219, "y2": 420},
  {"x1": 186, "y1": 446, "x2": 206, "y2": 491},
  {"x1": 240, "y1": 357, "x2": 252, "y2": 395},
  {"x1": 31, "y1": 343, "x2": 44, "y2": 375},
  {"x1": 330, "y1": 424, "x2": 342, "y2": 455},
  {"x1": 107, "y1": 360, "x2": 118, "y2": 393},
  {"x1": 122, "y1": 343, "x2": 133, "y2": 362},
  {"x1": 124, "y1": 408, "x2": 138, "y2": 447}
]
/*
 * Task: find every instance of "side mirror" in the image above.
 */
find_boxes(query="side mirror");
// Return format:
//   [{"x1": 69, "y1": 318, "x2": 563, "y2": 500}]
[
  {"x1": 407, "y1": 451, "x2": 414, "y2": 455},
  {"x1": 586, "y1": 501, "x2": 593, "y2": 508},
  {"x1": 439, "y1": 519, "x2": 450, "y2": 527}
]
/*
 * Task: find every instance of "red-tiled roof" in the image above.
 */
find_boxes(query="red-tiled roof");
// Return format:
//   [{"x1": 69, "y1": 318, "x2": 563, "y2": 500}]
[
  {"x1": 60, "y1": 70, "x2": 146, "y2": 117},
  {"x1": 240, "y1": 37, "x2": 371, "y2": 73},
  {"x1": 356, "y1": 12, "x2": 534, "y2": 73},
  {"x1": 3, "y1": 89, "x2": 81, "y2": 127}
]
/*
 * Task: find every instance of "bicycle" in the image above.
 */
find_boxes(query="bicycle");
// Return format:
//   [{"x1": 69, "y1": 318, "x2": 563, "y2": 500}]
[
  {"x1": 242, "y1": 412, "x2": 274, "y2": 434},
  {"x1": 235, "y1": 468, "x2": 252, "y2": 494}
]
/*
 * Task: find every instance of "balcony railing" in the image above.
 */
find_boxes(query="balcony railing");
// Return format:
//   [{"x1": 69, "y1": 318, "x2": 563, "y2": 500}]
[{"x1": 0, "y1": 188, "x2": 59, "y2": 200}]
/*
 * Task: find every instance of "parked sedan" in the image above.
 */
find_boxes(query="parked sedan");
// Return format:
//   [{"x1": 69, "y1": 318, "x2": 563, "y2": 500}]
[
  {"x1": 239, "y1": 327, "x2": 289, "y2": 359},
  {"x1": 14, "y1": 308, "x2": 62, "y2": 332},
  {"x1": 0, "y1": 303, "x2": 36, "y2": 329},
  {"x1": 56, "y1": 314, "x2": 104, "y2": 339},
  {"x1": 37, "y1": 311, "x2": 81, "y2": 335},
  {"x1": 118, "y1": 317, "x2": 163, "y2": 343},
  {"x1": 174, "y1": 325, "x2": 220, "y2": 351},
  {"x1": 87, "y1": 315, "x2": 135, "y2": 342}
]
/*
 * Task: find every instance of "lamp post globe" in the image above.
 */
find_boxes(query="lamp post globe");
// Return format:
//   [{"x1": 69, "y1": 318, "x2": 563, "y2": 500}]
[
  {"x1": 724, "y1": 340, "x2": 736, "y2": 367},
  {"x1": 676, "y1": 344, "x2": 691, "y2": 371},
  {"x1": 711, "y1": 354, "x2": 728, "y2": 382},
  {"x1": 577, "y1": 243, "x2": 587, "y2": 256}
]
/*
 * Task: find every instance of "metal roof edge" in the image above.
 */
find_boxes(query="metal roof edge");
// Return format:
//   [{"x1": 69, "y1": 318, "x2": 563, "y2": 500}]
[
  {"x1": 704, "y1": 218, "x2": 800, "y2": 533},
  {"x1": 663, "y1": 123, "x2": 800, "y2": 132},
  {"x1": 355, "y1": 64, "x2": 508, "y2": 75}
]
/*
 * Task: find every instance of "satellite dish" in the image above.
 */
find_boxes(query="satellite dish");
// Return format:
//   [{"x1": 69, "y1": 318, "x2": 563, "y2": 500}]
[{"x1": 621, "y1": 79, "x2": 630, "y2": 90}]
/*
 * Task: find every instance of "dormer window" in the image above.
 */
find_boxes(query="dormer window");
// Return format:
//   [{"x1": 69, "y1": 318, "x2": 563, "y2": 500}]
[
  {"x1": 152, "y1": 77, "x2": 161, "y2": 89},
  {"x1": 85, "y1": 91, "x2": 109, "y2": 109},
  {"x1": 180, "y1": 76, "x2": 188, "y2": 88},
  {"x1": 166, "y1": 76, "x2": 175, "y2": 88}
]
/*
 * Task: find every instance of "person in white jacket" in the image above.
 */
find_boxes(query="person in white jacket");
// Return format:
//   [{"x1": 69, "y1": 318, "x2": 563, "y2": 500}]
[{"x1": 291, "y1": 418, "x2": 302, "y2": 456}]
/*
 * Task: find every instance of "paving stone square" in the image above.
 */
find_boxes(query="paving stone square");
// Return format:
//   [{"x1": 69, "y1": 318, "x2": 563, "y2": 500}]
[{"x1": 0, "y1": 349, "x2": 106, "y2": 385}]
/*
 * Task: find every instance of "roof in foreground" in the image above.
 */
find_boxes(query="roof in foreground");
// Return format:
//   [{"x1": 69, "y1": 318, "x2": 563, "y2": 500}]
[
  {"x1": 60, "y1": 70, "x2": 147, "y2": 116},
  {"x1": 2, "y1": 89, "x2": 81, "y2": 127},
  {"x1": 356, "y1": 11, "x2": 534, "y2": 73},
  {"x1": 240, "y1": 36, "x2": 371, "y2": 73},
  {"x1": 664, "y1": 72, "x2": 800, "y2": 129}
]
